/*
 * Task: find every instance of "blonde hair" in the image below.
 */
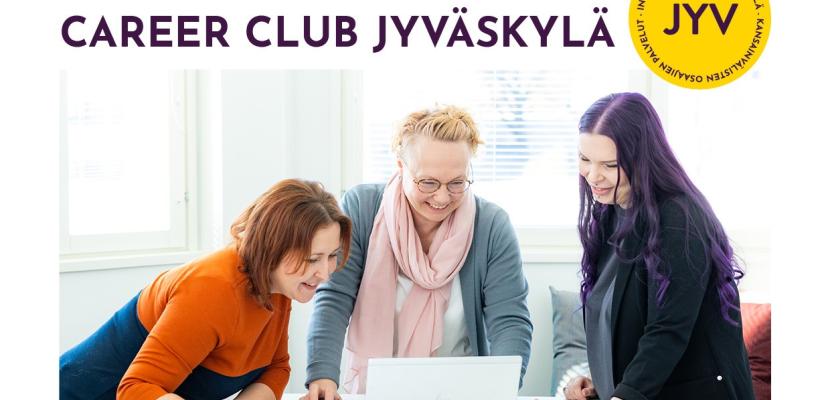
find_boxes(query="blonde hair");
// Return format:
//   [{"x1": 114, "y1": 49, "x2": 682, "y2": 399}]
[{"x1": 392, "y1": 105, "x2": 484, "y2": 158}]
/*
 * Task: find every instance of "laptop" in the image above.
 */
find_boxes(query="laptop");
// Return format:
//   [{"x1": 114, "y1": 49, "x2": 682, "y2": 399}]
[{"x1": 365, "y1": 356, "x2": 522, "y2": 400}]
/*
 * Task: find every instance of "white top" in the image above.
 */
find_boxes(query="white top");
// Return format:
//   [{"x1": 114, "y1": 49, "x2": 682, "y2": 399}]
[{"x1": 393, "y1": 273, "x2": 472, "y2": 357}]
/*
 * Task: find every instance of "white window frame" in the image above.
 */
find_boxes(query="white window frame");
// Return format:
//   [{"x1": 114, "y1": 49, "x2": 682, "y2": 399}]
[{"x1": 59, "y1": 71, "x2": 200, "y2": 268}]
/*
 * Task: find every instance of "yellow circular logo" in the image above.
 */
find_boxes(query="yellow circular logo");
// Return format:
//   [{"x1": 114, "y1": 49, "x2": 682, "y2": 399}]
[{"x1": 629, "y1": 0, "x2": 771, "y2": 89}]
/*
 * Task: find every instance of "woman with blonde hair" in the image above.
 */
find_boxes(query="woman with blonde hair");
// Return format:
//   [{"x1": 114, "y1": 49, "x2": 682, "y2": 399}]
[
  {"x1": 60, "y1": 179, "x2": 351, "y2": 400},
  {"x1": 303, "y1": 105, "x2": 533, "y2": 400}
]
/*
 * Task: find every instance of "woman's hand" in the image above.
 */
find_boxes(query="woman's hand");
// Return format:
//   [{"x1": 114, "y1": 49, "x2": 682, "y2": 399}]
[
  {"x1": 300, "y1": 378, "x2": 341, "y2": 400},
  {"x1": 563, "y1": 375, "x2": 597, "y2": 400}
]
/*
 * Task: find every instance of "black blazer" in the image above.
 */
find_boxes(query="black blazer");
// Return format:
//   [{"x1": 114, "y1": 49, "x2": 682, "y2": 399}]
[{"x1": 596, "y1": 197, "x2": 755, "y2": 400}]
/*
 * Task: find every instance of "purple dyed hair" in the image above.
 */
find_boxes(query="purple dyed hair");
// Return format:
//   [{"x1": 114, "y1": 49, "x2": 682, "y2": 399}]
[{"x1": 577, "y1": 92, "x2": 744, "y2": 323}]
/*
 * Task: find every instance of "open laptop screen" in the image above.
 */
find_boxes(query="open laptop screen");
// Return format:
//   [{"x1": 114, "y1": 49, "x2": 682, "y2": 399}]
[{"x1": 366, "y1": 356, "x2": 522, "y2": 400}]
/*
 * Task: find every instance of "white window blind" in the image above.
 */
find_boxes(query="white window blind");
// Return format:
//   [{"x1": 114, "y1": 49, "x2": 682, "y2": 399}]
[
  {"x1": 60, "y1": 70, "x2": 189, "y2": 255},
  {"x1": 362, "y1": 69, "x2": 634, "y2": 227}
]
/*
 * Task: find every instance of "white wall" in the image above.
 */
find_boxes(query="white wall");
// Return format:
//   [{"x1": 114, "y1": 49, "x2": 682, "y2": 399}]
[
  {"x1": 59, "y1": 70, "x2": 771, "y2": 397},
  {"x1": 521, "y1": 263, "x2": 582, "y2": 395},
  {"x1": 61, "y1": 264, "x2": 172, "y2": 351},
  {"x1": 218, "y1": 70, "x2": 343, "y2": 227}
]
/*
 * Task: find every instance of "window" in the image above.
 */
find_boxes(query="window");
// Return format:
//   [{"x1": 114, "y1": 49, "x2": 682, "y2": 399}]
[
  {"x1": 59, "y1": 70, "x2": 193, "y2": 256},
  {"x1": 357, "y1": 68, "x2": 769, "y2": 263},
  {"x1": 361, "y1": 69, "x2": 641, "y2": 231},
  {"x1": 653, "y1": 69, "x2": 772, "y2": 234}
]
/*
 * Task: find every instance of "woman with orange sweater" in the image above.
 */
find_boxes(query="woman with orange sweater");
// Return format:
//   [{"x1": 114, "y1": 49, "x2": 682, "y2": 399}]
[{"x1": 60, "y1": 179, "x2": 351, "y2": 400}]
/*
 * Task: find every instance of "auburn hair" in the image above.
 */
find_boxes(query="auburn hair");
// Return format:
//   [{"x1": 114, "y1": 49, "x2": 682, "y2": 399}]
[{"x1": 230, "y1": 179, "x2": 351, "y2": 310}]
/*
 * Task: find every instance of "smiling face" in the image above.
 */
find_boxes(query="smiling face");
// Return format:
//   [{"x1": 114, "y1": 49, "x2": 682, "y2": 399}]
[
  {"x1": 270, "y1": 223, "x2": 341, "y2": 303},
  {"x1": 578, "y1": 133, "x2": 631, "y2": 207},
  {"x1": 398, "y1": 136, "x2": 472, "y2": 227}
]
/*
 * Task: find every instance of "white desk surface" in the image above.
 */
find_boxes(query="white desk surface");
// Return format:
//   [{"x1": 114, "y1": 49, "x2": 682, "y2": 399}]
[{"x1": 281, "y1": 394, "x2": 563, "y2": 400}]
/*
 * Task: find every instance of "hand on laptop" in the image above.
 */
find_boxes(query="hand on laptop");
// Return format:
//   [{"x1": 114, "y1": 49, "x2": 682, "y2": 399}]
[
  {"x1": 300, "y1": 378, "x2": 341, "y2": 400},
  {"x1": 563, "y1": 375, "x2": 598, "y2": 400}
]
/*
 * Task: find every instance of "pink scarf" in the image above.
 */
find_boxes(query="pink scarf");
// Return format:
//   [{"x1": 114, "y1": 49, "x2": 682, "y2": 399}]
[{"x1": 343, "y1": 171, "x2": 476, "y2": 394}]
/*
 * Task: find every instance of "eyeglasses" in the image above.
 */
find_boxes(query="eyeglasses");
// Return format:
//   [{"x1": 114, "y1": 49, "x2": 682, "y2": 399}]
[
  {"x1": 403, "y1": 161, "x2": 474, "y2": 194},
  {"x1": 412, "y1": 177, "x2": 473, "y2": 194}
]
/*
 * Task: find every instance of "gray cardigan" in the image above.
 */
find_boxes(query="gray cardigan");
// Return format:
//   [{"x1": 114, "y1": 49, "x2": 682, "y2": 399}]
[{"x1": 305, "y1": 183, "x2": 533, "y2": 388}]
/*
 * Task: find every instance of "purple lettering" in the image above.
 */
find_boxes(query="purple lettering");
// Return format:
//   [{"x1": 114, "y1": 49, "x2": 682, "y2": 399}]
[
  {"x1": 502, "y1": 16, "x2": 527, "y2": 47},
  {"x1": 391, "y1": 16, "x2": 418, "y2": 47},
  {"x1": 277, "y1": 16, "x2": 298, "y2": 47},
  {"x1": 335, "y1": 16, "x2": 357, "y2": 46},
  {"x1": 421, "y1": 15, "x2": 449, "y2": 46},
  {"x1": 150, "y1": 15, "x2": 173, "y2": 47},
  {"x1": 177, "y1": 15, "x2": 199, "y2": 47},
  {"x1": 530, "y1": 16, "x2": 557, "y2": 46},
  {"x1": 61, "y1": 15, "x2": 86, "y2": 47},
  {"x1": 90, "y1": 16, "x2": 116, "y2": 47},
  {"x1": 121, "y1": 16, "x2": 144, "y2": 47},
  {"x1": 303, "y1": 16, "x2": 329, "y2": 47},
  {"x1": 563, "y1": 16, "x2": 584, "y2": 47},
  {"x1": 476, "y1": 16, "x2": 498, "y2": 47},
  {"x1": 206, "y1": 16, "x2": 229, "y2": 47},
  {"x1": 372, "y1": 16, "x2": 386, "y2": 53},
  {"x1": 247, "y1": 16, "x2": 271, "y2": 47}
]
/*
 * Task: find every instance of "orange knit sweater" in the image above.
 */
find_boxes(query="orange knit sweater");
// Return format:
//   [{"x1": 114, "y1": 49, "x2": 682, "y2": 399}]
[{"x1": 117, "y1": 247, "x2": 291, "y2": 399}]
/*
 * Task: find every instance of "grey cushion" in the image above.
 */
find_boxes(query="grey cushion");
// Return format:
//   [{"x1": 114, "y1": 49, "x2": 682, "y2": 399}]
[{"x1": 549, "y1": 286, "x2": 589, "y2": 396}]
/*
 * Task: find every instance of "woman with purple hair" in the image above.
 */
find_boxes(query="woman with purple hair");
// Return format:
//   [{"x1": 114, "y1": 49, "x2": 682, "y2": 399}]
[{"x1": 563, "y1": 93, "x2": 754, "y2": 400}]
